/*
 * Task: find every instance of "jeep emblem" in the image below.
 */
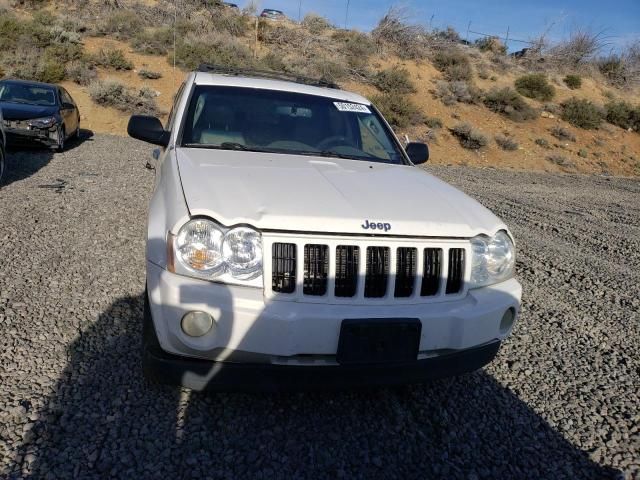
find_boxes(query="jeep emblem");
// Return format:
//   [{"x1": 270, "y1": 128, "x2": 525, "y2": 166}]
[{"x1": 362, "y1": 220, "x2": 391, "y2": 232}]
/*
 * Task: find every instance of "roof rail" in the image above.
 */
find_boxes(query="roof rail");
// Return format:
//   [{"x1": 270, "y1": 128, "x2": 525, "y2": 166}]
[{"x1": 197, "y1": 64, "x2": 339, "y2": 89}]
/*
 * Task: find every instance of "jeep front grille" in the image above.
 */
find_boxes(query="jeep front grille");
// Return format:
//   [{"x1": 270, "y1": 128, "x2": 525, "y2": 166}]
[{"x1": 267, "y1": 235, "x2": 469, "y2": 304}]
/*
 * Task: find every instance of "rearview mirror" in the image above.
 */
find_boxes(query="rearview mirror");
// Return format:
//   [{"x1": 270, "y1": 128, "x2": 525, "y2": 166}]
[
  {"x1": 406, "y1": 142, "x2": 429, "y2": 164},
  {"x1": 128, "y1": 115, "x2": 169, "y2": 147}
]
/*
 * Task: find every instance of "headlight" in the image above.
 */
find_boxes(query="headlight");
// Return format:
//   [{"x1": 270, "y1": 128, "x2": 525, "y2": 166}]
[
  {"x1": 222, "y1": 227, "x2": 263, "y2": 280},
  {"x1": 175, "y1": 219, "x2": 225, "y2": 275},
  {"x1": 28, "y1": 116, "x2": 57, "y2": 128},
  {"x1": 172, "y1": 219, "x2": 262, "y2": 283},
  {"x1": 470, "y1": 230, "x2": 515, "y2": 288}
]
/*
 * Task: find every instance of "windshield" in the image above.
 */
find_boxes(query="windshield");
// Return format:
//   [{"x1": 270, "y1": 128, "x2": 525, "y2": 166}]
[
  {"x1": 0, "y1": 83, "x2": 57, "y2": 107},
  {"x1": 180, "y1": 86, "x2": 406, "y2": 164}
]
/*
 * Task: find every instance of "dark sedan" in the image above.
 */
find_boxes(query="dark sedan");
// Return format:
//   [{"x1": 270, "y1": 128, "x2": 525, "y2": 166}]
[{"x1": 0, "y1": 79, "x2": 80, "y2": 152}]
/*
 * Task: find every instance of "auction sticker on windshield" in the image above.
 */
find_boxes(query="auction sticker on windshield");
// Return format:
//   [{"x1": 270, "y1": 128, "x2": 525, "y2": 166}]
[{"x1": 334, "y1": 102, "x2": 371, "y2": 114}]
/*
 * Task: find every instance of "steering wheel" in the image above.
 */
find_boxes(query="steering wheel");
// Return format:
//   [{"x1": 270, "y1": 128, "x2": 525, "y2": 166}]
[{"x1": 316, "y1": 136, "x2": 355, "y2": 151}]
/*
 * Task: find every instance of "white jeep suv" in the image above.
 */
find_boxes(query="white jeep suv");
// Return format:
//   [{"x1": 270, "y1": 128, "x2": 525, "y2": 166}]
[{"x1": 128, "y1": 65, "x2": 522, "y2": 391}]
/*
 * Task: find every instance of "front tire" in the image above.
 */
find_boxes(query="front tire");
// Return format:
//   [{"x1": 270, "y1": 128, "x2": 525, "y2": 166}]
[
  {"x1": 0, "y1": 145, "x2": 5, "y2": 185},
  {"x1": 54, "y1": 126, "x2": 65, "y2": 152}
]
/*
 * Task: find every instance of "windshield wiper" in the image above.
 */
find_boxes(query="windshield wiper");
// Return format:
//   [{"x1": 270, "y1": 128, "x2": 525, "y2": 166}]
[
  {"x1": 219, "y1": 142, "x2": 250, "y2": 151},
  {"x1": 318, "y1": 150, "x2": 355, "y2": 160},
  {"x1": 183, "y1": 142, "x2": 269, "y2": 153}
]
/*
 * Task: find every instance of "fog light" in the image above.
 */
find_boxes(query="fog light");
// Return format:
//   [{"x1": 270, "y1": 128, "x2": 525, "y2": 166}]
[
  {"x1": 181, "y1": 311, "x2": 213, "y2": 337},
  {"x1": 500, "y1": 308, "x2": 516, "y2": 333}
]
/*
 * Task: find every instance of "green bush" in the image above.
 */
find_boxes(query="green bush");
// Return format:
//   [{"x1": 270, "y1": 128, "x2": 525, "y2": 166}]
[
  {"x1": 138, "y1": 69, "x2": 162, "y2": 80},
  {"x1": 605, "y1": 101, "x2": 640, "y2": 131},
  {"x1": 332, "y1": 29, "x2": 376, "y2": 77},
  {"x1": 424, "y1": 116, "x2": 443, "y2": 129},
  {"x1": 483, "y1": 87, "x2": 537, "y2": 122},
  {"x1": 560, "y1": 98, "x2": 603, "y2": 129},
  {"x1": 535, "y1": 138, "x2": 551, "y2": 149},
  {"x1": 36, "y1": 61, "x2": 66, "y2": 83},
  {"x1": 373, "y1": 67, "x2": 415, "y2": 94},
  {"x1": 372, "y1": 93, "x2": 423, "y2": 128},
  {"x1": 495, "y1": 134, "x2": 519, "y2": 151},
  {"x1": 90, "y1": 49, "x2": 133, "y2": 70},
  {"x1": 450, "y1": 123, "x2": 488, "y2": 149},
  {"x1": 96, "y1": 10, "x2": 143, "y2": 39},
  {"x1": 43, "y1": 42, "x2": 84, "y2": 64},
  {"x1": 563, "y1": 74, "x2": 582, "y2": 89},
  {"x1": 132, "y1": 28, "x2": 174, "y2": 55},
  {"x1": 174, "y1": 35, "x2": 254, "y2": 70},
  {"x1": 515, "y1": 73, "x2": 555, "y2": 101},
  {"x1": 433, "y1": 49, "x2": 472, "y2": 81},
  {"x1": 89, "y1": 80, "x2": 159, "y2": 115}
]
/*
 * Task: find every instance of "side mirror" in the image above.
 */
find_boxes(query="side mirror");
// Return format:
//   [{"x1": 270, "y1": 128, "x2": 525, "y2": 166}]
[
  {"x1": 406, "y1": 142, "x2": 429, "y2": 164},
  {"x1": 62, "y1": 102, "x2": 75, "y2": 110},
  {"x1": 128, "y1": 115, "x2": 169, "y2": 147}
]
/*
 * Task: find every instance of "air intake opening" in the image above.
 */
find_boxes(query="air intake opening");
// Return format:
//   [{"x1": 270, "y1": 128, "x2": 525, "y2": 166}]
[
  {"x1": 272, "y1": 243, "x2": 296, "y2": 293},
  {"x1": 304, "y1": 244, "x2": 328, "y2": 296}
]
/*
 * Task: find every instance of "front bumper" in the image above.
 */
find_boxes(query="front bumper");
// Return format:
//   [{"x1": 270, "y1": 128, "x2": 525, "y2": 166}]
[
  {"x1": 5, "y1": 127, "x2": 58, "y2": 147},
  {"x1": 144, "y1": 309, "x2": 502, "y2": 391},
  {"x1": 146, "y1": 261, "x2": 521, "y2": 366}
]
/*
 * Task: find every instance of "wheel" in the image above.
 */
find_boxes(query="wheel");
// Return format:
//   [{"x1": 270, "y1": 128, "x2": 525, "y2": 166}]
[
  {"x1": 54, "y1": 126, "x2": 65, "y2": 152},
  {"x1": 74, "y1": 118, "x2": 80, "y2": 140},
  {"x1": 0, "y1": 145, "x2": 5, "y2": 185}
]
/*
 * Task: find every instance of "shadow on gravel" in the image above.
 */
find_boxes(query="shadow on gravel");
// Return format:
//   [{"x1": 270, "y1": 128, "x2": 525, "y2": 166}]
[
  {"x1": 1, "y1": 129, "x2": 94, "y2": 188},
  {"x1": 8, "y1": 293, "x2": 619, "y2": 479}
]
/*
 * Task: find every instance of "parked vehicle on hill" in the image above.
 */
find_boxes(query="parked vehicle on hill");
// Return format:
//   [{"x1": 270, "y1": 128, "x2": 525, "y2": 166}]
[
  {"x1": 0, "y1": 79, "x2": 80, "y2": 152},
  {"x1": 127, "y1": 64, "x2": 522, "y2": 391},
  {"x1": 260, "y1": 8, "x2": 285, "y2": 20},
  {"x1": 0, "y1": 108, "x2": 5, "y2": 184},
  {"x1": 222, "y1": 2, "x2": 239, "y2": 9}
]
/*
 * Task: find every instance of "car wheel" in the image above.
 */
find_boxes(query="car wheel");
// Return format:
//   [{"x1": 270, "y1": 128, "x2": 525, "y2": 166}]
[
  {"x1": 54, "y1": 126, "x2": 65, "y2": 152},
  {"x1": 0, "y1": 146, "x2": 5, "y2": 185}
]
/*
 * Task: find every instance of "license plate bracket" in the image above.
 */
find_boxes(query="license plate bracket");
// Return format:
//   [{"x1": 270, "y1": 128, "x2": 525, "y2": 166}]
[{"x1": 337, "y1": 318, "x2": 421, "y2": 365}]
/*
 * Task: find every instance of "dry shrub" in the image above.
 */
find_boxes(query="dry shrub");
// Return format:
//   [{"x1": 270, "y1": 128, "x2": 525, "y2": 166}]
[
  {"x1": 550, "y1": 126, "x2": 576, "y2": 142},
  {"x1": 332, "y1": 29, "x2": 376, "y2": 79},
  {"x1": 549, "y1": 28, "x2": 605, "y2": 66},
  {"x1": 89, "y1": 80, "x2": 159, "y2": 115},
  {"x1": 560, "y1": 98, "x2": 603, "y2": 129},
  {"x1": 434, "y1": 80, "x2": 481, "y2": 105},
  {"x1": 483, "y1": 87, "x2": 537, "y2": 122},
  {"x1": 450, "y1": 123, "x2": 488, "y2": 149},
  {"x1": 433, "y1": 48, "x2": 472, "y2": 81},
  {"x1": 495, "y1": 134, "x2": 519, "y2": 151},
  {"x1": 373, "y1": 67, "x2": 415, "y2": 94},
  {"x1": 475, "y1": 36, "x2": 506, "y2": 54},
  {"x1": 515, "y1": 73, "x2": 555, "y2": 101},
  {"x1": 547, "y1": 154, "x2": 575, "y2": 168},
  {"x1": 372, "y1": 93, "x2": 423, "y2": 128},
  {"x1": 302, "y1": 13, "x2": 332, "y2": 34},
  {"x1": 371, "y1": 6, "x2": 427, "y2": 59},
  {"x1": 66, "y1": 60, "x2": 97, "y2": 85}
]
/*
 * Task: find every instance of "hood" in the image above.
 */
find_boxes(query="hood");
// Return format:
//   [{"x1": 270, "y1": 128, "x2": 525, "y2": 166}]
[
  {"x1": 0, "y1": 102, "x2": 58, "y2": 121},
  {"x1": 176, "y1": 149, "x2": 506, "y2": 238}
]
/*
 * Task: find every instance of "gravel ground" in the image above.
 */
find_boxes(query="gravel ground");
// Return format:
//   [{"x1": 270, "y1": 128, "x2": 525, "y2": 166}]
[{"x1": 0, "y1": 134, "x2": 638, "y2": 479}]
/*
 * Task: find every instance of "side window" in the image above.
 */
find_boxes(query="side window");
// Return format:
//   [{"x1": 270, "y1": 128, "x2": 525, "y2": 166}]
[
  {"x1": 60, "y1": 89, "x2": 74, "y2": 105},
  {"x1": 358, "y1": 116, "x2": 391, "y2": 160},
  {"x1": 166, "y1": 82, "x2": 186, "y2": 131}
]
